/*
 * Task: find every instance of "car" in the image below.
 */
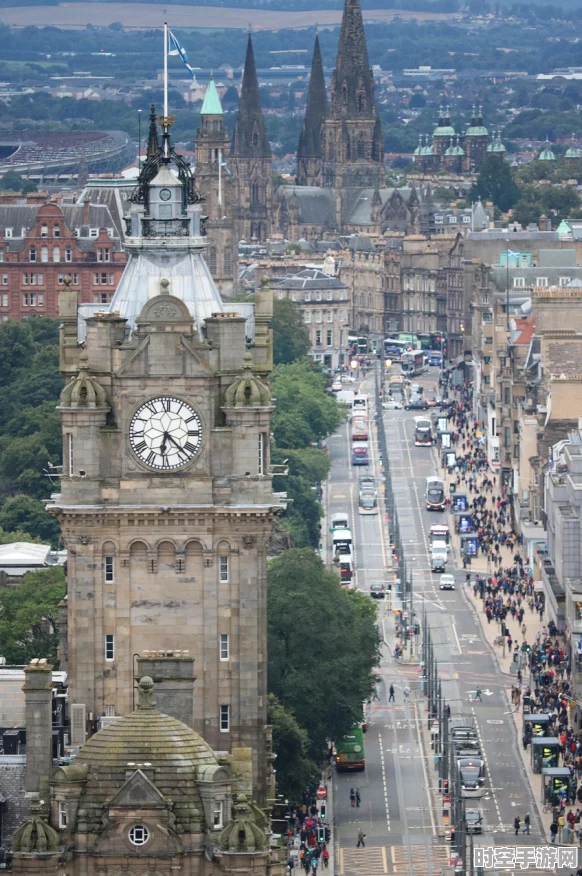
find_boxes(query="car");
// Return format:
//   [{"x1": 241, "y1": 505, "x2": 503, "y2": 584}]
[
  {"x1": 439, "y1": 574, "x2": 455, "y2": 590},
  {"x1": 331, "y1": 379, "x2": 342, "y2": 391},
  {"x1": 383, "y1": 400, "x2": 403, "y2": 410},
  {"x1": 455, "y1": 742, "x2": 482, "y2": 758},
  {"x1": 405, "y1": 400, "x2": 429, "y2": 411},
  {"x1": 465, "y1": 809, "x2": 484, "y2": 834},
  {"x1": 369, "y1": 582, "x2": 386, "y2": 599},
  {"x1": 359, "y1": 493, "x2": 378, "y2": 515}
]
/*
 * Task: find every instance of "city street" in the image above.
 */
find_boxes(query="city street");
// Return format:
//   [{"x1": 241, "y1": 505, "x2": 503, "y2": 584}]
[{"x1": 326, "y1": 371, "x2": 543, "y2": 874}]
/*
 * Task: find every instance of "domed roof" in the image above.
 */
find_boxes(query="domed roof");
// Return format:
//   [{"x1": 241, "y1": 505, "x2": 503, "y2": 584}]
[
  {"x1": 433, "y1": 124, "x2": 455, "y2": 137},
  {"x1": 76, "y1": 677, "x2": 218, "y2": 832},
  {"x1": 565, "y1": 146, "x2": 581, "y2": 158},
  {"x1": 12, "y1": 802, "x2": 61, "y2": 854},
  {"x1": 539, "y1": 139, "x2": 556, "y2": 161},
  {"x1": 466, "y1": 105, "x2": 488, "y2": 137},
  {"x1": 224, "y1": 353, "x2": 271, "y2": 407}
]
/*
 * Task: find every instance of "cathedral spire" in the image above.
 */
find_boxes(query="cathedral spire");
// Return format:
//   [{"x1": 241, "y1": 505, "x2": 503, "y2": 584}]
[
  {"x1": 146, "y1": 104, "x2": 159, "y2": 159},
  {"x1": 231, "y1": 35, "x2": 270, "y2": 158},
  {"x1": 330, "y1": 0, "x2": 376, "y2": 119},
  {"x1": 297, "y1": 35, "x2": 328, "y2": 161},
  {"x1": 296, "y1": 35, "x2": 328, "y2": 185}
]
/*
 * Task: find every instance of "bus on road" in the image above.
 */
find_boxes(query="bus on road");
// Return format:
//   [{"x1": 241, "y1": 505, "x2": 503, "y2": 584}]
[
  {"x1": 425, "y1": 476, "x2": 446, "y2": 511},
  {"x1": 388, "y1": 374, "x2": 405, "y2": 397},
  {"x1": 401, "y1": 350, "x2": 425, "y2": 376},
  {"x1": 352, "y1": 413, "x2": 369, "y2": 441},
  {"x1": 335, "y1": 725, "x2": 366, "y2": 771}
]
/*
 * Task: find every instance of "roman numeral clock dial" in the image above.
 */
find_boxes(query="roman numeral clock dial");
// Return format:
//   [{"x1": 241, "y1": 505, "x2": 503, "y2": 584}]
[{"x1": 129, "y1": 397, "x2": 202, "y2": 470}]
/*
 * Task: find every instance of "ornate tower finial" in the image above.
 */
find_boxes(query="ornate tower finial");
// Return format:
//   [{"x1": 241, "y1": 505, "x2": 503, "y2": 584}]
[
  {"x1": 296, "y1": 34, "x2": 328, "y2": 185},
  {"x1": 147, "y1": 104, "x2": 160, "y2": 160},
  {"x1": 231, "y1": 35, "x2": 271, "y2": 159}
]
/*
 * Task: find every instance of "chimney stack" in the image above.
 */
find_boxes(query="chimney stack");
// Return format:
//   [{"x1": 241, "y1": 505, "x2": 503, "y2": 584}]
[
  {"x1": 23, "y1": 659, "x2": 53, "y2": 793},
  {"x1": 136, "y1": 651, "x2": 196, "y2": 728}
]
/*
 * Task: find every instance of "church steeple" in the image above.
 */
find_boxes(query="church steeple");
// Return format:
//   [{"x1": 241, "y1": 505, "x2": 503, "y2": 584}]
[
  {"x1": 146, "y1": 104, "x2": 159, "y2": 159},
  {"x1": 231, "y1": 35, "x2": 270, "y2": 158},
  {"x1": 330, "y1": 0, "x2": 376, "y2": 119},
  {"x1": 296, "y1": 35, "x2": 328, "y2": 186}
]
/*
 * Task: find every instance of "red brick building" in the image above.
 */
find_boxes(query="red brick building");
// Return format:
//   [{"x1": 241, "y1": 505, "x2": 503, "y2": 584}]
[{"x1": 0, "y1": 200, "x2": 126, "y2": 321}]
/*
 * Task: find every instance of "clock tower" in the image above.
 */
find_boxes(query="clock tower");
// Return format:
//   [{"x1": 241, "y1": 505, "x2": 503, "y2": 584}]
[{"x1": 51, "y1": 115, "x2": 279, "y2": 803}]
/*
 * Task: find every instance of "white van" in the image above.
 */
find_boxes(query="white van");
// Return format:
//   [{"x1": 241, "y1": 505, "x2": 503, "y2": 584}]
[
  {"x1": 430, "y1": 544, "x2": 448, "y2": 572},
  {"x1": 331, "y1": 512, "x2": 349, "y2": 532},
  {"x1": 332, "y1": 528, "x2": 353, "y2": 556}
]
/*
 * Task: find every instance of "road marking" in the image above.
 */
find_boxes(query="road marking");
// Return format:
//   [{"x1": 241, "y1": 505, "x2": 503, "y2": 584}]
[
  {"x1": 381, "y1": 845, "x2": 387, "y2": 873},
  {"x1": 414, "y1": 701, "x2": 437, "y2": 836},
  {"x1": 378, "y1": 731, "x2": 391, "y2": 831},
  {"x1": 452, "y1": 620, "x2": 462, "y2": 653}
]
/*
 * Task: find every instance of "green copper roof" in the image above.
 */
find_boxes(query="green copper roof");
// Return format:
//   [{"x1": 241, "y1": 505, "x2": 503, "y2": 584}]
[
  {"x1": 565, "y1": 146, "x2": 581, "y2": 158},
  {"x1": 433, "y1": 125, "x2": 455, "y2": 137},
  {"x1": 466, "y1": 125, "x2": 488, "y2": 137},
  {"x1": 200, "y1": 79, "x2": 223, "y2": 116},
  {"x1": 539, "y1": 147, "x2": 556, "y2": 161}
]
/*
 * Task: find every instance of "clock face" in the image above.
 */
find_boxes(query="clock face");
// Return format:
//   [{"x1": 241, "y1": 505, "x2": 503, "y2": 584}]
[
  {"x1": 129, "y1": 397, "x2": 202, "y2": 470},
  {"x1": 159, "y1": 188, "x2": 172, "y2": 201}
]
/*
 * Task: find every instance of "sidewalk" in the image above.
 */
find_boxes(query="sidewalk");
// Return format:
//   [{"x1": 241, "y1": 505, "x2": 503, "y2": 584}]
[{"x1": 435, "y1": 445, "x2": 563, "y2": 842}]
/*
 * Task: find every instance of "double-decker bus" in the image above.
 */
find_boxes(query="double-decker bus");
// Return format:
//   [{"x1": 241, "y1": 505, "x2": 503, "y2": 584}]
[
  {"x1": 384, "y1": 338, "x2": 409, "y2": 361},
  {"x1": 425, "y1": 477, "x2": 446, "y2": 511},
  {"x1": 401, "y1": 350, "x2": 425, "y2": 376},
  {"x1": 414, "y1": 416, "x2": 433, "y2": 446},
  {"x1": 335, "y1": 725, "x2": 366, "y2": 771}
]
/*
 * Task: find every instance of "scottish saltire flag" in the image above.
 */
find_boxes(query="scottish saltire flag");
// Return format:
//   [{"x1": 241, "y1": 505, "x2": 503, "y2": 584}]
[
  {"x1": 220, "y1": 155, "x2": 232, "y2": 178},
  {"x1": 506, "y1": 249, "x2": 520, "y2": 258},
  {"x1": 168, "y1": 29, "x2": 196, "y2": 78}
]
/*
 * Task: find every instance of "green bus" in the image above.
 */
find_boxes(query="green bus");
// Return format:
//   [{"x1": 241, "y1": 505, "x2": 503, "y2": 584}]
[{"x1": 335, "y1": 725, "x2": 366, "y2": 771}]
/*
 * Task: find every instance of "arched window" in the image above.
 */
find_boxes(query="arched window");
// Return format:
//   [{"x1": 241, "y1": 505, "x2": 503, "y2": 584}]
[
  {"x1": 342, "y1": 83, "x2": 348, "y2": 105},
  {"x1": 253, "y1": 132, "x2": 259, "y2": 147},
  {"x1": 357, "y1": 138, "x2": 366, "y2": 159},
  {"x1": 224, "y1": 249, "x2": 232, "y2": 274},
  {"x1": 358, "y1": 94, "x2": 365, "y2": 112},
  {"x1": 209, "y1": 247, "x2": 217, "y2": 274},
  {"x1": 41, "y1": 246, "x2": 48, "y2": 262},
  {"x1": 250, "y1": 183, "x2": 259, "y2": 204},
  {"x1": 53, "y1": 246, "x2": 61, "y2": 263},
  {"x1": 213, "y1": 120, "x2": 219, "y2": 132}
]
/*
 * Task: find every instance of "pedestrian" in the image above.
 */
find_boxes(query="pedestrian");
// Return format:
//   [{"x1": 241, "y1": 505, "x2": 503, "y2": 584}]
[
  {"x1": 550, "y1": 819, "x2": 558, "y2": 843},
  {"x1": 514, "y1": 815, "x2": 520, "y2": 835},
  {"x1": 474, "y1": 688, "x2": 483, "y2": 702},
  {"x1": 558, "y1": 813, "x2": 565, "y2": 841},
  {"x1": 322, "y1": 847, "x2": 329, "y2": 868},
  {"x1": 356, "y1": 828, "x2": 366, "y2": 848},
  {"x1": 403, "y1": 685, "x2": 411, "y2": 702},
  {"x1": 388, "y1": 684, "x2": 395, "y2": 703},
  {"x1": 523, "y1": 813, "x2": 530, "y2": 834},
  {"x1": 355, "y1": 788, "x2": 361, "y2": 808},
  {"x1": 350, "y1": 788, "x2": 356, "y2": 808}
]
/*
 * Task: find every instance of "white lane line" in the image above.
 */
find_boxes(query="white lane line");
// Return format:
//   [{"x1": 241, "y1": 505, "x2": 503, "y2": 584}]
[
  {"x1": 471, "y1": 705, "x2": 503, "y2": 827},
  {"x1": 378, "y1": 731, "x2": 391, "y2": 832},
  {"x1": 452, "y1": 620, "x2": 463, "y2": 654}
]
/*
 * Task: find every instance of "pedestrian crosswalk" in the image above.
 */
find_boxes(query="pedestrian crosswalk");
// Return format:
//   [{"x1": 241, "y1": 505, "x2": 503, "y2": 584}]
[{"x1": 339, "y1": 844, "x2": 450, "y2": 874}]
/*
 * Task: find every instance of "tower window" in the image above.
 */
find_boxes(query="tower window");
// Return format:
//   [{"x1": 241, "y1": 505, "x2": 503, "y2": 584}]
[
  {"x1": 220, "y1": 704, "x2": 230, "y2": 732},
  {"x1": 224, "y1": 249, "x2": 232, "y2": 274},
  {"x1": 105, "y1": 556, "x2": 114, "y2": 583},
  {"x1": 253, "y1": 132, "x2": 259, "y2": 147},
  {"x1": 213, "y1": 801, "x2": 224, "y2": 829},
  {"x1": 128, "y1": 825, "x2": 149, "y2": 846},
  {"x1": 258, "y1": 433, "x2": 266, "y2": 476},
  {"x1": 67, "y1": 434, "x2": 74, "y2": 477},
  {"x1": 219, "y1": 555, "x2": 229, "y2": 583},
  {"x1": 58, "y1": 801, "x2": 67, "y2": 829},
  {"x1": 250, "y1": 183, "x2": 259, "y2": 204},
  {"x1": 209, "y1": 247, "x2": 217, "y2": 274},
  {"x1": 357, "y1": 138, "x2": 366, "y2": 159},
  {"x1": 220, "y1": 633, "x2": 229, "y2": 661},
  {"x1": 105, "y1": 634, "x2": 114, "y2": 661}
]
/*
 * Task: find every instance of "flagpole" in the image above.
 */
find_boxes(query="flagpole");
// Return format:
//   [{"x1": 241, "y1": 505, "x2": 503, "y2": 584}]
[
  {"x1": 218, "y1": 148, "x2": 222, "y2": 209},
  {"x1": 163, "y1": 21, "x2": 169, "y2": 157}
]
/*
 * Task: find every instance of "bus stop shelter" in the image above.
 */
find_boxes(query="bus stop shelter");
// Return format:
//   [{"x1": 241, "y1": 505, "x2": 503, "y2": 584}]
[
  {"x1": 542, "y1": 767, "x2": 571, "y2": 806},
  {"x1": 531, "y1": 737, "x2": 559, "y2": 773},
  {"x1": 524, "y1": 713, "x2": 550, "y2": 737}
]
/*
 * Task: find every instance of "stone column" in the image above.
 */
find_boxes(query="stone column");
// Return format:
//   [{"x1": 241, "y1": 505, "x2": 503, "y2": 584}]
[
  {"x1": 22, "y1": 659, "x2": 53, "y2": 793},
  {"x1": 136, "y1": 652, "x2": 196, "y2": 726}
]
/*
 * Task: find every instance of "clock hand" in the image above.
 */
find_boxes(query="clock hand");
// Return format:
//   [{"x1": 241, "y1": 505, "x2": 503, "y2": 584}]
[
  {"x1": 160, "y1": 431, "x2": 169, "y2": 455},
  {"x1": 166, "y1": 433, "x2": 185, "y2": 452}
]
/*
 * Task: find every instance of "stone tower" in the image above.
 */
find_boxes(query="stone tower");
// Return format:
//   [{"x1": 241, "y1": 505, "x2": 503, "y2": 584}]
[
  {"x1": 321, "y1": 0, "x2": 384, "y2": 189},
  {"x1": 463, "y1": 105, "x2": 489, "y2": 174},
  {"x1": 50, "y1": 117, "x2": 279, "y2": 803},
  {"x1": 296, "y1": 35, "x2": 328, "y2": 187},
  {"x1": 230, "y1": 36, "x2": 273, "y2": 242},
  {"x1": 195, "y1": 80, "x2": 238, "y2": 297}
]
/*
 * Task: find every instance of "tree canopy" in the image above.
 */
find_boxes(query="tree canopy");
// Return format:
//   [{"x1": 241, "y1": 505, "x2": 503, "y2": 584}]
[
  {"x1": 267, "y1": 694, "x2": 318, "y2": 801},
  {"x1": 271, "y1": 361, "x2": 343, "y2": 449},
  {"x1": 469, "y1": 155, "x2": 521, "y2": 213},
  {"x1": 272, "y1": 297, "x2": 311, "y2": 366},
  {"x1": 0, "y1": 567, "x2": 66, "y2": 665},
  {"x1": 267, "y1": 549, "x2": 380, "y2": 760}
]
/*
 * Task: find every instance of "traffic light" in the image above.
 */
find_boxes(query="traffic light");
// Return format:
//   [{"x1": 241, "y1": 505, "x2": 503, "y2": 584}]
[
  {"x1": 443, "y1": 779, "x2": 449, "y2": 795},
  {"x1": 320, "y1": 803, "x2": 326, "y2": 819},
  {"x1": 324, "y1": 827, "x2": 331, "y2": 843}
]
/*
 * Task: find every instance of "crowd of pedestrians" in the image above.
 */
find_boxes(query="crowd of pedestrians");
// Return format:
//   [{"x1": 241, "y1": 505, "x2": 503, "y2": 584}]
[{"x1": 286, "y1": 793, "x2": 330, "y2": 875}]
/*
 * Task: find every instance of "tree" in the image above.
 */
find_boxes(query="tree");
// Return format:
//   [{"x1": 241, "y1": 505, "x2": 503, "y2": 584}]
[
  {"x1": 267, "y1": 549, "x2": 379, "y2": 759},
  {"x1": 0, "y1": 496, "x2": 61, "y2": 546},
  {"x1": 0, "y1": 321, "x2": 36, "y2": 387},
  {"x1": 271, "y1": 362, "x2": 343, "y2": 449},
  {"x1": 267, "y1": 694, "x2": 318, "y2": 801},
  {"x1": 0, "y1": 567, "x2": 66, "y2": 665},
  {"x1": 21, "y1": 180, "x2": 37, "y2": 195},
  {"x1": 0, "y1": 171, "x2": 25, "y2": 192},
  {"x1": 469, "y1": 155, "x2": 520, "y2": 213},
  {"x1": 271, "y1": 298, "x2": 310, "y2": 366}
]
